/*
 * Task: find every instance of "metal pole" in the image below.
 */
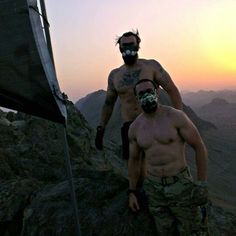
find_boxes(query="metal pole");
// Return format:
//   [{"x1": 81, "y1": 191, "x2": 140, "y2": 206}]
[
  {"x1": 38, "y1": 2, "x2": 81, "y2": 234},
  {"x1": 62, "y1": 125, "x2": 82, "y2": 236},
  {"x1": 39, "y1": 0, "x2": 55, "y2": 67}
]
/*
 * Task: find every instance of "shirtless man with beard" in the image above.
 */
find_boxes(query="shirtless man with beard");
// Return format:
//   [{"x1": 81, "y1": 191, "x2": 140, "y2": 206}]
[{"x1": 128, "y1": 79, "x2": 209, "y2": 235}]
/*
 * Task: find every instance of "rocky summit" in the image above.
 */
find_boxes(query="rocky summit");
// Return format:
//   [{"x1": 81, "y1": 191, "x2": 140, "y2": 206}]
[{"x1": 0, "y1": 101, "x2": 235, "y2": 236}]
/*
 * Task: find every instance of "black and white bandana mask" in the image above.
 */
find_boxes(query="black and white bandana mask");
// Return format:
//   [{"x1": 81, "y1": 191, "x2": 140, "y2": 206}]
[{"x1": 138, "y1": 91, "x2": 158, "y2": 113}]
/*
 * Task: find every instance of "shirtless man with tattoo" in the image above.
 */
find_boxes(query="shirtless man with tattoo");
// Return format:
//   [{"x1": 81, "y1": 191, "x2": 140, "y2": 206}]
[
  {"x1": 95, "y1": 30, "x2": 183, "y2": 159},
  {"x1": 128, "y1": 79, "x2": 209, "y2": 235}
]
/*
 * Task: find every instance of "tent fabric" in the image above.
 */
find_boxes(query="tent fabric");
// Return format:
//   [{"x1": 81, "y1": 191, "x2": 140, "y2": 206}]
[{"x1": 0, "y1": 0, "x2": 67, "y2": 124}]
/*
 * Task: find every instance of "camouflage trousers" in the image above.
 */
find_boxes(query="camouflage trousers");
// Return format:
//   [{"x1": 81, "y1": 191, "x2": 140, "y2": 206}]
[{"x1": 143, "y1": 167, "x2": 209, "y2": 236}]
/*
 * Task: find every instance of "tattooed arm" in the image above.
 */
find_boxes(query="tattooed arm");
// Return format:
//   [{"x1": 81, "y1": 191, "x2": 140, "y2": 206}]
[
  {"x1": 99, "y1": 71, "x2": 118, "y2": 127},
  {"x1": 152, "y1": 60, "x2": 183, "y2": 110}
]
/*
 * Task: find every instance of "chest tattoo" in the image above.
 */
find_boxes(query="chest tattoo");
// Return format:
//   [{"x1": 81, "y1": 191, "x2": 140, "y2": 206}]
[{"x1": 118, "y1": 69, "x2": 141, "y2": 88}]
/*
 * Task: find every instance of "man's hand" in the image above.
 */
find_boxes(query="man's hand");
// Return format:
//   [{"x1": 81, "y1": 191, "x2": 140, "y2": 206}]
[
  {"x1": 129, "y1": 193, "x2": 140, "y2": 212},
  {"x1": 95, "y1": 126, "x2": 105, "y2": 150},
  {"x1": 191, "y1": 181, "x2": 208, "y2": 206}
]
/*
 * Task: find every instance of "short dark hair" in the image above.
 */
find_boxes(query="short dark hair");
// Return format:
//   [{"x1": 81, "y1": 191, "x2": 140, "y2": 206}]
[
  {"x1": 116, "y1": 29, "x2": 141, "y2": 46},
  {"x1": 134, "y1": 79, "x2": 157, "y2": 95}
]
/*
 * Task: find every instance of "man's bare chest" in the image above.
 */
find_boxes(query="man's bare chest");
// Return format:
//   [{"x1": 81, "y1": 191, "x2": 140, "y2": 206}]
[{"x1": 136, "y1": 120, "x2": 179, "y2": 149}]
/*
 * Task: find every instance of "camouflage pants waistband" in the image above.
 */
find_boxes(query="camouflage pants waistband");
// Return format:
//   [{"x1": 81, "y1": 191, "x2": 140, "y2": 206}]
[{"x1": 146, "y1": 166, "x2": 192, "y2": 186}]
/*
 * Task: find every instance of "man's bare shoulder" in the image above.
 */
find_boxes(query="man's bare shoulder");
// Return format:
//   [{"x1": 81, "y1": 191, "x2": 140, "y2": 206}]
[
  {"x1": 109, "y1": 67, "x2": 120, "y2": 77},
  {"x1": 109, "y1": 66, "x2": 126, "y2": 79},
  {"x1": 139, "y1": 58, "x2": 162, "y2": 68},
  {"x1": 161, "y1": 105, "x2": 185, "y2": 119},
  {"x1": 132, "y1": 113, "x2": 144, "y2": 125},
  {"x1": 128, "y1": 114, "x2": 143, "y2": 138},
  {"x1": 162, "y1": 105, "x2": 189, "y2": 127}
]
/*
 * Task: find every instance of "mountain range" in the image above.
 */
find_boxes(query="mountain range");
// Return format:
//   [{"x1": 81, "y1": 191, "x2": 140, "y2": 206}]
[
  {"x1": 195, "y1": 98, "x2": 236, "y2": 128},
  {"x1": 181, "y1": 90, "x2": 236, "y2": 108}
]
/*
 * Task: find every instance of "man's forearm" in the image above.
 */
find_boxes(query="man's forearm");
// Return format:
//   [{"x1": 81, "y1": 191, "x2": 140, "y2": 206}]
[
  {"x1": 169, "y1": 88, "x2": 183, "y2": 110},
  {"x1": 99, "y1": 105, "x2": 114, "y2": 127},
  {"x1": 128, "y1": 159, "x2": 141, "y2": 190},
  {"x1": 195, "y1": 144, "x2": 208, "y2": 181},
  {"x1": 158, "y1": 69, "x2": 183, "y2": 110}
]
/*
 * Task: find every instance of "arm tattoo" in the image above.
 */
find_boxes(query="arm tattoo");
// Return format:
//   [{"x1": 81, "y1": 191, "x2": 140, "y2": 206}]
[
  {"x1": 104, "y1": 72, "x2": 117, "y2": 107},
  {"x1": 108, "y1": 75, "x2": 116, "y2": 91},
  {"x1": 159, "y1": 67, "x2": 170, "y2": 88}
]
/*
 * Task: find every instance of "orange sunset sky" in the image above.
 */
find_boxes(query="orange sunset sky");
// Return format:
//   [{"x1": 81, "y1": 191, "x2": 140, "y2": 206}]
[{"x1": 44, "y1": 0, "x2": 236, "y2": 102}]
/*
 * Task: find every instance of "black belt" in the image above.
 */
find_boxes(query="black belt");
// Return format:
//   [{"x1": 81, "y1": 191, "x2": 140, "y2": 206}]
[{"x1": 148, "y1": 167, "x2": 191, "y2": 186}]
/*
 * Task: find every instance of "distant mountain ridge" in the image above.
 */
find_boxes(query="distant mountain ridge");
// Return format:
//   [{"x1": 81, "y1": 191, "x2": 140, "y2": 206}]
[
  {"x1": 182, "y1": 90, "x2": 236, "y2": 108},
  {"x1": 195, "y1": 98, "x2": 236, "y2": 128}
]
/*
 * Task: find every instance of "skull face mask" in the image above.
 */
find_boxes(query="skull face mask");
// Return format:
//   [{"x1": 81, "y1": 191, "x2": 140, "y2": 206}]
[{"x1": 138, "y1": 91, "x2": 158, "y2": 113}]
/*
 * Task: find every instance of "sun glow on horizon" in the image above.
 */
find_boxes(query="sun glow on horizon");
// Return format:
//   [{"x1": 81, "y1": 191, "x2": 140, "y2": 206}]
[
  {"x1": 199, "y1": 3, "x2": 236, "y2": 72},
  {"x1": 45, "y1": 0, "x2": 236, "y2": 101}
]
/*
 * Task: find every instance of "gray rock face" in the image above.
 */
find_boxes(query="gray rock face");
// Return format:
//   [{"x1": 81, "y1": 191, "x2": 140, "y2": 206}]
[
  {"x1": 22, "y1": 170, "x2": 156, "y2": 236},
  {"x1": 0, "y1": 102, "x2": 235, "y2": 236}
]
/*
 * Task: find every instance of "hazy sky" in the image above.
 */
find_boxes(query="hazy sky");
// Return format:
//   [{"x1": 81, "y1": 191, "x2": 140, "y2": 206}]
[{"x1": 43, "y1": 0, "x2": 236, "y2": 102}]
